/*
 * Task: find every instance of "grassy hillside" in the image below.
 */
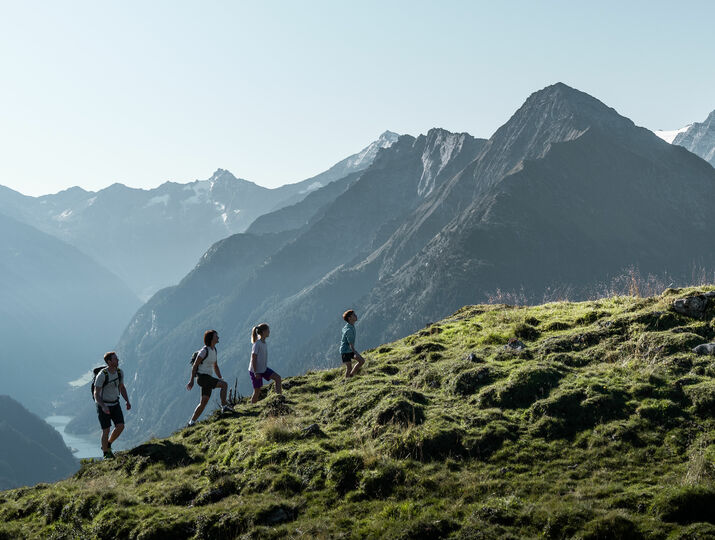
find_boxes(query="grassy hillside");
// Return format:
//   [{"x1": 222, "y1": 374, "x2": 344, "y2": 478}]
[{"x1": 1, "y1": 288, "x2": 714, "y2": 539}]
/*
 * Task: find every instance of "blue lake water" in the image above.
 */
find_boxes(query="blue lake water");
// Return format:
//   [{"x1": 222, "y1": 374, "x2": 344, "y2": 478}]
[{"x1": 45, "y1": 415, "x2": 101, "y2": 459}]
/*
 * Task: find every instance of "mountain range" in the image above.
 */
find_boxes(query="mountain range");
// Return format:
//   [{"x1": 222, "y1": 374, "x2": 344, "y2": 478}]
[
  {"x1": 80, "y1": 82, "x2": 715, "y2": 446},
  {"x1": 0, "y1": 131, "x2": 398, "y2": 300}
]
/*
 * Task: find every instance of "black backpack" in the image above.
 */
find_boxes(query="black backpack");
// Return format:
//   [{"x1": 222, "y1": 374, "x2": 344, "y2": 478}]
[
  {"x1": 190, "y1": 346, "x2": 209, "y2": 366},
  {"x1": 90, "y1": 367, "x2": 122, "y2": 398}
]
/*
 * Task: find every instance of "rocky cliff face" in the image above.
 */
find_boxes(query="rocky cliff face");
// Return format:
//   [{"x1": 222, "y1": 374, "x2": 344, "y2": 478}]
[{"x1": 673, "y1": 110, "x2": 715, "y2": 167}]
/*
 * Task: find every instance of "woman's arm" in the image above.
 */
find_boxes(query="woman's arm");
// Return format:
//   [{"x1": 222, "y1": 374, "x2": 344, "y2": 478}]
[{"x1": 186, "y1": 350, "x2": 205, "y2": 389}]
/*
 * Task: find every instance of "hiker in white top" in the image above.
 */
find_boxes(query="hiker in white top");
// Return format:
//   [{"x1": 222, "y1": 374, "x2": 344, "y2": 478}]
[
  {"x1": 94, "y1": 351, "x2": 131, "y2": 459},
  {"x1": 249, "y1": 323, "x2": 282, "y2": 403},
  {"x1": 186, "y1": 329, "x2": 233, "y2": 425}
]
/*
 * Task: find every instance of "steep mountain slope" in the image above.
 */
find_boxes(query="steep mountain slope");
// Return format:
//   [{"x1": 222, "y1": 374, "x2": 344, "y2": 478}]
[
  {"x1": 0, "y1": 396, "x2": 78, "y2": 489},
  {"x1": 1, "y1": 289, "x2": 714, "y2": 538},
  {"x1": 245, "y1": 171, "x2": 360, "y2": 235},
  {"x1": 354, "y1": 86, "x2": 715, "y2": 349},
  {"x1": 0, "y1": 213, "x2": 139, "y2": 414},
  {"x1": 672, "y1": 110, "x2": 715, "y2": 167},
  {"x1": 287, "y1": 84, "x2": 715, "y2": 365},
  {"x1": 0, "y1": 133, "x2": 398, "y2": 299}
]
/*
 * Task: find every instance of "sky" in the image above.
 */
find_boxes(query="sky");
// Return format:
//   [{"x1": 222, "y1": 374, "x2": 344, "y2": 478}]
[{"x1": 0, "y1": 0, "x2": 713, "y2": 196}]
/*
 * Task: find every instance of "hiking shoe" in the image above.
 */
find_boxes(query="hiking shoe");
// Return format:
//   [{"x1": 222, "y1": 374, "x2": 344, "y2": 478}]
[
  {"x1": 187, "y1": 420, "x2": 196, "y2": 427},
  {"x1": 221, "y1": 404, "x2": 234, "y2": 413},
  {"x1": 103, "y1": 449, "x2": 114, "y2": 459}
]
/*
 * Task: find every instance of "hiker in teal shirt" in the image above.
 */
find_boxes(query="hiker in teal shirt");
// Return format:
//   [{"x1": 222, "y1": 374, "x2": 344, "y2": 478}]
[{"x1": 340, "y1": 309, "x2": 365, "y2": 378}]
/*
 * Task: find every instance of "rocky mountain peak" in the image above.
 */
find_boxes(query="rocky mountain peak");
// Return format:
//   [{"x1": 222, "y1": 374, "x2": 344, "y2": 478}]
[
  {"x1": 511, "y1": 82, "x2": 633, "y2": 138},
  {"x1": 208, "y1": 168, "x2": 237, "y2": 183},
  {"x1": 467, "y1": 83, "x2": 641, "y2": 193},
  {"x1": 345, "y1": 131, "x2": 401, "y2": 170},
  {"x1": 377, "y1": 130, "x2": 400, "y2": 144}
]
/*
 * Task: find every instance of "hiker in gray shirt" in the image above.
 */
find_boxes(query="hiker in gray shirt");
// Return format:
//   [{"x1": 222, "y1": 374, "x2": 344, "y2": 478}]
[{"x1": 94, "y1": 351, "x2": 131, "y2": 459}]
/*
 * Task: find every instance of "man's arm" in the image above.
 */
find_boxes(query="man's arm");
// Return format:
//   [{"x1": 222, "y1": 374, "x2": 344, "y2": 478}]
[
  {"x1": 94, "y1": 386, "x2": 109, "y2": 414},
  {"x1": 213, "y1": 362, "x2": 223, "y2": 379},
  {"x1": 119, "y1": 383, "x2": 131, "y2": 410}
]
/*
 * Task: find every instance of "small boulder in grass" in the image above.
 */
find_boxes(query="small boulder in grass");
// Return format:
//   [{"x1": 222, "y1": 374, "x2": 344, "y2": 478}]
[
  {"x1": 301, "y1": 424, "x2": 326, "y2": 438},
  {"x1": 692, "y1": 343, "x2": 715, "y2": 355},
  {"x1": 466, "y1": 352, "x2": 483, "y2": 363},
  {"x1": 672, "y1": 292, "x2": 715, "y2": 319},
  {"x1": 505, "y1": 338, "x2": 526, "y2": 351}
]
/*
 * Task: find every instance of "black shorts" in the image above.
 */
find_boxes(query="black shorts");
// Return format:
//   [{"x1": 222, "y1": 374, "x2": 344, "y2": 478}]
[
  {"x1": 97, "y1": 403, "x2": 124, "y2": 430},
  {"x1": 197, "y1": 374, "x2": 220, "y2": 396},
  {"x1": 341, "y1": 352, "x2": 355, "y2": 363}
]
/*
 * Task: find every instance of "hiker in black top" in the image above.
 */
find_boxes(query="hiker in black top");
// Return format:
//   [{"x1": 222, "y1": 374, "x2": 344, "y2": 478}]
[{"x1": 94, "y1": 351, "x2": 131, "y2": 459}]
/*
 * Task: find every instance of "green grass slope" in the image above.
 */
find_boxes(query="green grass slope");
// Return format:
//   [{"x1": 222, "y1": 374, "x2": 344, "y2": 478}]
[{"x1": 1, "y1": 288, "x2": 714, "y2": 539}]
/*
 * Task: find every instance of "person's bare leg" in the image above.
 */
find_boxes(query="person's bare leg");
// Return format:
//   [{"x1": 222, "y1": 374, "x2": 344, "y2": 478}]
[
  {"x1": 270, "y1": 373, "x2": 282, "y2": 395},
  {"x1": 101, "y1": 428, "x2": 110, "y2": 452},
  {"x1": 191, "y1": 395, "x2": 210, "y2": 422},
  {"x1": 108, "y1": 423, "x2": 124, "y2": 445},
  {"x1": 218, "y1": 380, "x2": 228, "y2": 405},
  {"x1": 251, "y1": 387, "x2": 262, "y2": 404},
  {"x1": 344, "y1": 362, "x2": 352, "y2": 378},
  {"x1": 349, "y1": 357, "x2": 365, "y2": 377}
]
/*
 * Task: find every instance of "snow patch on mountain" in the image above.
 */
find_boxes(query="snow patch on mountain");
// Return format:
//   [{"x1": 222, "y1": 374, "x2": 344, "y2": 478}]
[
  {"x1": 346, "y1": 131, "x2": 399, "y2": 169},
  {"x1": 654, "y1": 125, "x2": 691, "y2": 144}
]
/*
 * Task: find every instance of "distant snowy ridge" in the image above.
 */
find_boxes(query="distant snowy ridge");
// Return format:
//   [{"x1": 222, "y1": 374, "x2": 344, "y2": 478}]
[
  {"x1": 653, "y1": 125, "x2": 691, "y2": 144},
  {"x1": 346, "y1": 131, "x2": 400, "y2": 169}
]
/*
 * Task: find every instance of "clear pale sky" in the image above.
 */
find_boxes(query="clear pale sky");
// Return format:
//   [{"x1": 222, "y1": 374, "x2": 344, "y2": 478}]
[{"x1": 1, "y1": 1, "x2": 713, "y2": 196}]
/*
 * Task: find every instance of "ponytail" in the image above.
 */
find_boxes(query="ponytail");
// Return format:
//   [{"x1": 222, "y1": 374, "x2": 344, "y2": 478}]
[{"x1": 251, "y1": 323, "x2": 269, "y2": 343}]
